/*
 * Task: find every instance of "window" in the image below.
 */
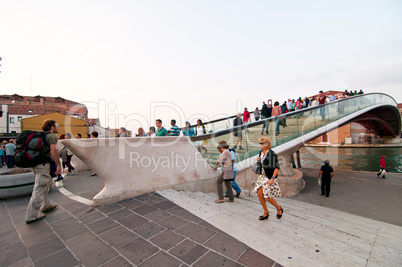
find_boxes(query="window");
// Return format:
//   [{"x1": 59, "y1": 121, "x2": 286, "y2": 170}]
[{"x1": 9, "y1": 117, "x2": 15, "y2": 123}]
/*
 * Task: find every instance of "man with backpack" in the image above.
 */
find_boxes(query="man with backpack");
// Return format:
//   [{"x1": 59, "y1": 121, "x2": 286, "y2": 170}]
[{"x1": 25, "y1": 119, "x2": 62, "y2": 224}]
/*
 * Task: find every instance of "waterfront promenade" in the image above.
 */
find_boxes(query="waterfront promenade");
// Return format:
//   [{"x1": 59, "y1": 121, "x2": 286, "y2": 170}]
[{"x1": 1, "y1": 168, "x2": 401, "y2": 266}]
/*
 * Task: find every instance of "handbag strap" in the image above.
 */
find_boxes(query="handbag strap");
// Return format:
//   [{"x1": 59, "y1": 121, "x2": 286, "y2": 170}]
[{"x1": 224, "y1": 150, "x2": 233, "y2": 169}]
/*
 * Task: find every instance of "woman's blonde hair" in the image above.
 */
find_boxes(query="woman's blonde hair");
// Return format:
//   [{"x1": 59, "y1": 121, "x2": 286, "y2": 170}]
[{"x1": 259, "y1": 137, "x2": 272, "y2": 149}]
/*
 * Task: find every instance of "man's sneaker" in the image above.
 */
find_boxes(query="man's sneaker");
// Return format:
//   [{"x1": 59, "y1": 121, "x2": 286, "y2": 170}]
[
  {"x1": 55, "y1": 175, "x2": 64, "y2": 182},
  {"x1": 41, "y1": 204, "x2": 57, "y2": 213},
  {"x1": 235, "y1": 191, "x2": 241, "y2": 198},
  {"x1": 72, "y1": 169, "x2": 77, "y2": 175},
  {"x1": 26, "y1": 214, "x2": 46, "y2": 224}
]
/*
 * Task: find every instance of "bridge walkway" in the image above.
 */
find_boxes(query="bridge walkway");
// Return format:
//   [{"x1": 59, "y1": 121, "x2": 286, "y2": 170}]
[{"x1": 159, "y1": 189, "x2": 402, "y2": 267}]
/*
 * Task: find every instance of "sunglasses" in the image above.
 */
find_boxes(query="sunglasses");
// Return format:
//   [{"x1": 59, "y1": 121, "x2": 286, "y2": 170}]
[{"x1": 259, "y1": 142, "x2": 266, "y2": 145}]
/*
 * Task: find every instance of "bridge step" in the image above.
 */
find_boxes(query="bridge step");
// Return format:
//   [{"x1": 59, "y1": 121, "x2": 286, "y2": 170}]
[{"x1": 158, "y1": 189, "x2": 402, "y2": 267}]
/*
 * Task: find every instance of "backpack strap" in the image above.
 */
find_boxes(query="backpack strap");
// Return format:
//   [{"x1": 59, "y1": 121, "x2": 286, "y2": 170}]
[{"x1": 41, "y1": 132, "x2": 50, "y2": 149}]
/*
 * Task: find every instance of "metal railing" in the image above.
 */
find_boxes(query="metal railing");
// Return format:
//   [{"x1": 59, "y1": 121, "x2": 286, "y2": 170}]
[{"x1": 189, "y1": 93, "x2": 399, "y2": 165}]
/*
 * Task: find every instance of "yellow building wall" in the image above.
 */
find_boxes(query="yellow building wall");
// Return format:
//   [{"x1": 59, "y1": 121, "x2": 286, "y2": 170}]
[{"x1": 21, "y1": 112, "x2": 88, "y2": 137}]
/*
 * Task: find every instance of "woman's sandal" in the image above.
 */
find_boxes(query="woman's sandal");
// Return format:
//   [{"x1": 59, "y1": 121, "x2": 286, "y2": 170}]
[
  {"x1": 259, "y1": 213, "x2": 269, "y2": 220},
  {"x1": 276, "y1": 207, "x2": 284, "y2": 219}
]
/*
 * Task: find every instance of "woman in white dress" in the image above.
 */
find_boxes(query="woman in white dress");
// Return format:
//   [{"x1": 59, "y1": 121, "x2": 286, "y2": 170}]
[
  {"x1": 253, "y1": 136, "x2": 283, "y2": 220},
  {"x1": 195, "y1": 119, "x2": 207, "y2": 153}
]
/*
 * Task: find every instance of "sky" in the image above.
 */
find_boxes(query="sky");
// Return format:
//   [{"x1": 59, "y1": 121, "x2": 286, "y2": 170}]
[{"x1": 1, "y1": 0, "x2": 401, "y2": 132}]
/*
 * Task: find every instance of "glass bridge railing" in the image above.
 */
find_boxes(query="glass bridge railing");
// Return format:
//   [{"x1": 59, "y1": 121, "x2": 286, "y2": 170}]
[{"x1": 189, "y1": 93, "x2": 398, "y2": 167}]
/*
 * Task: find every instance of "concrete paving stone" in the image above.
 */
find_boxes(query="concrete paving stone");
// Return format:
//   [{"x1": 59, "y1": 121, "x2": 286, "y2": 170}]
[
  {"x1": 134, "y1": 193, "x2": 152, "y2": 201},
  {"x1": 65, "y1": 231, "x2": 106, "y2": 257},
  {"x1": 119, "y1": 237, "x2": 160, "y2": 265},
  {"x1": 99, "y1": 225, "x2": 139, "y2": 249},
  {"x1": 46, "y1": 188, "x2": 69, "y2": 199},
  {"x1": 0, "y1": 229, "x2": 20, "y2": 247},
  {"x1": 149, "y1": 229, "x2": 185, "y2": 250},
  {"x1": 16, "y1": 219, "x2": 52, "y2": 237},
  {"x1": 97, "y1": 203, "x2": 124, "y2": 215},
  {"x1": 168, "y1": 206, "x2": 203, "y2": 224},
  {"x1": 86, "y1": 216, "x2": 120, "y2": 234},
  {"x1": 203, "y1": 233, "x2": 248, "y2": 261},
  {"x1": 62, "y1": 201, "x2": 92, "y2": 214},
  {"x1": 193, "y1": 251, "x2": 242, "y2": 267},
  {"x1": 168, "y1": 239, "x2": 209, "y2": 265},
  {"x1": 7, "y1": 202, "x2": 29, "y2": 217},
  {"x1": 158, "y1": 215, "x2": 188, "y2": 230},
  {"x1": 0, "y1": 207, "x2": 10, "y2": 219},
  {"x1": 237, "y1": 247, "x2": 280, "y2": 267},
  {"x1": 79, "y1": 210, "x2": 106, "y2": 224},
  {"x1": 107, "y1": 207, "x2": 133, "y2": 220},
  {"x1": 20, "y1": 228, "x2": 59, "y2": 248},
  {"x1": 144, "y1": 209, "x2": 172, "y2": 222},
  {"x1": 7, "y1": 257, "x2": 33, "y2": 267},
  {"x1": 116, "y1": 198, "x2": 133, "y2": 204},
  {"x1": 50, "y1": 216, "x2": 81, "y2": 231},
  {"x1": 100, "y1": 256, "x2": 133, "y2": 267},
  {"x1": 57, "y1": 222, "x2": 90, "y2": 241},
  {"x1": 3, "y1": 197, "x2": 29, "y2": 206},
  {"x1": 132, "y1": 204, "x2": 158, "y2": 216},
  {"x1": 143, "y1": 194, "x2": 166, "y2": 205},
  {"x1": 0, "y1": 220, "x2": 16, "y2": 236},
  {"x1": 154, "y1": 200, "x2": 178, "y2": 211},
  {"x1": 9, "y1": 213, "x2": 28, "y2": 225},
  {"x1": 120, "y1": 198, "x2": 144, "y2": 210},
  {"x1": 175, "y1": 222, "x2": 217, "y2": 244},
  {"x1": 27, "y1": 236, "x2": 66, "y2": 262},
  {"x1": 118, "y1": 213, "x2": 149, "y2": 230},
  {"x1": 138, "y1": 250, "x2": 183, "y2": 267},
  {"x1": 133, "y1": 221, "x2": 167, "y2": 239},
  {"x1": 43, "y1": 210, "x2": 72, "y2": 224},
  {"x1": 198, "y1": 220, "x2": 225, "y2": 233},
  {"x1": 0, "y1": 241, "x2": 29, "y2": 266},
  {"x1": 33, "y1": 248, "x2": 80, "y2": 267},
  {"x1": 78, "y1": 244, "x2": 119, "y2": 267}
]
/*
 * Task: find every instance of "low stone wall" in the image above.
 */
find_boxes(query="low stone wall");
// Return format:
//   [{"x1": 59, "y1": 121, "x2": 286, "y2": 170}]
[{"x1": 0, "y1": 171, "x2": 35, "y2": 199}]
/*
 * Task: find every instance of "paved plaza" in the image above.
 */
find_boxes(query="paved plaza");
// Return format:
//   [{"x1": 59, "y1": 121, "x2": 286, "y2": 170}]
[
  {"x1": 1, "y1": 168, "x2": 401, "y2": 266},
  {"x1": 1, "y1": 170, "x2": 279, "y2": 267}
]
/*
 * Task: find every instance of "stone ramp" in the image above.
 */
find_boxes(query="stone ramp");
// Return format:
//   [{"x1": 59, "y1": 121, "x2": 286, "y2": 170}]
[{"x1": 158, "y1": 189, "x2": 402, "y2": 267}]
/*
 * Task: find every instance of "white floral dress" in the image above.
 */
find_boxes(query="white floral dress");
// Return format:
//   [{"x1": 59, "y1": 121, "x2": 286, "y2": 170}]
[{"x1": 253, "y1": 150, "x2": 281, "y2": 198}]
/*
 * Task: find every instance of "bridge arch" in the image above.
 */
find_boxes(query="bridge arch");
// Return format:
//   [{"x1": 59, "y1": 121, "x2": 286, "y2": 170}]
[{"x1": 61, "y1": 93, "x2": 401, "y2": 205}]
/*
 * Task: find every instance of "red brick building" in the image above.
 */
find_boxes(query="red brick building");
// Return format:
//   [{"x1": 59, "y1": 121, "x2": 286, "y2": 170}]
[{"x1": 0, "y1": 94, "x2": 88, "y2": 136}]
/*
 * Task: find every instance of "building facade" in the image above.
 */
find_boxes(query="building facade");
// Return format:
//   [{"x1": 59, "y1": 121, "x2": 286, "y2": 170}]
[{"x1": 0, "y1": 94, "x2": 88, "y2": 136}]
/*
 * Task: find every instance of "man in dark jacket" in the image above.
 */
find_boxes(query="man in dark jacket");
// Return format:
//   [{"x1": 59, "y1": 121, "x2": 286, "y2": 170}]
[
  {"x1": 261, "y1": 101, "x2": 271, "y2": 134},
  {"x1": 232, "y1": 113, "x2": 243, "y2": 151},
  {"x1": 318, "y1": 160, "x2": 334, "y2": 197}
]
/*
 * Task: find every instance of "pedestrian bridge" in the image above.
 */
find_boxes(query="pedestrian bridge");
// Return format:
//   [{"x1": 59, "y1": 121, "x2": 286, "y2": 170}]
[{"x1": 61, "y1": 93, "x2": 401, "y2": 206}]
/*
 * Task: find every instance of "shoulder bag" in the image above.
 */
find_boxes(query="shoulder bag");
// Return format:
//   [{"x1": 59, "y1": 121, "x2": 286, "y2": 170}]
[{"x1": 252, "y1": 151, "x2": 262, "y2": 174}]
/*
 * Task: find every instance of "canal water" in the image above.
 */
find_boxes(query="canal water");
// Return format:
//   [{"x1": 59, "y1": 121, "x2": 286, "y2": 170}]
[{"x1": 299, "y1": 146, "x2": 402, "y2": 173}]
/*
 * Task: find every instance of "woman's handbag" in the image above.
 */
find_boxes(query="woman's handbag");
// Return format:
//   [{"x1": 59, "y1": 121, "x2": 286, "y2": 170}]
[
  {"x1": 222, "y1": 166, "x2": 234, "y2": 180},
  {"x1": 251, "y1": 162, "x2": 261, "y2": 174},
  {"x1": 252, "y1": 151, "x2": 262, "y2": 174}
]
